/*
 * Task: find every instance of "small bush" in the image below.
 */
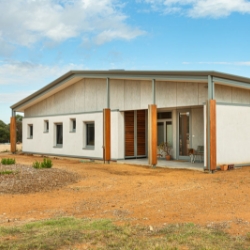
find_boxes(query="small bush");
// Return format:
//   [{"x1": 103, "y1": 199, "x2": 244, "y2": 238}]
[
  {"x1": 41, "y1": 158, "x2": 53, "y2": 168},
  {"x1": 32, "y1": 161, "x2": 41, "y2": 169},
  {"x1": 32, "y1": 158, "x2": 53, "y2": 169},
  {"x1": 1, "y1": 158, "x2": 16, "y2": 165}
]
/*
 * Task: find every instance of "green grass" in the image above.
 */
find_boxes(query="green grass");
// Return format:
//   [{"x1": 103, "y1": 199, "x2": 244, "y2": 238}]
[
  {"x1": 1, "y1": 158, "x2": 16, "y2": 165},
  {"x1": 0, "y1": 217, "x2": 249, "y2": 250},
  {"x1": 0, "y1": 170, "x2": 16, "y2": 175},
  {"x1": 32, "y1": 158, "x2": 53, "y2": 169}
]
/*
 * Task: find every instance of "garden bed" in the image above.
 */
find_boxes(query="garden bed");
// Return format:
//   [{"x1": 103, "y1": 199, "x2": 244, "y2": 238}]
[{"x1": 0, "y1": 164, "x2": 79, "y2": 194}]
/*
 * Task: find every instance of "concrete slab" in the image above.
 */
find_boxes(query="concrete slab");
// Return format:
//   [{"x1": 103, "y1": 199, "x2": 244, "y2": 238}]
[{"x1": 118, "y1": 158, "x2": 204, "y2": 171}]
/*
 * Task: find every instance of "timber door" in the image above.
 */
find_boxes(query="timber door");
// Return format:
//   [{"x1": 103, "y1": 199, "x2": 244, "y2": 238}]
[{"x1": 125, "y1": 110, "x2": 146, "y2": 158}]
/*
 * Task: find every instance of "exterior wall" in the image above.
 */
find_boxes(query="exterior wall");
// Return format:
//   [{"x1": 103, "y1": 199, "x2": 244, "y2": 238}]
[
  {"x1": 156, "y1": 82, "x2": 208, "y2": 108},
  {"x1": 191, "y1": 107, "x2": 204, "y2": 150},
  {"x1": 25, "y1": 78, "x2": 209, "y2": 118},
  {"x1": 215, "y1": 84, "x2": 250, "y2": 104},
  {"x1": 25, "y1": 78, "x2": 107, "y2": 117},
  {"x1": 110, "y1": 79, "x2": 152, "y2": 110},
  {"x1": 217, "y1": 104, "x2": 250, "y2": 165},
  {"x1": 203, "y1": 104, "x2": 207, "y2": 166},
  {"x1": 172, "y1": 109, "x2": 177, "y2": 159},
  {"x1": 22, "y1": 111, "x2": 125, "y2": 160}
]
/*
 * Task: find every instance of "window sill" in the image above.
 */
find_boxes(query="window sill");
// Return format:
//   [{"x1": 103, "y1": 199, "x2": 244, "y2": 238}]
[
  {"x1": 69, "y1": 131, "x2": 76, "y2": 133},
  {"x1": 83, "y1": 146, "x2": 95, "y2": 150},
  {"x1": 27, "y1": 137, "x2": 33, "y2": 139},
  {"x1": 43, "y1": 131, "x2": 49, "y2": 133},
  {"x1": 54, "y1": 145, "x2": 63, "y2": 148}
]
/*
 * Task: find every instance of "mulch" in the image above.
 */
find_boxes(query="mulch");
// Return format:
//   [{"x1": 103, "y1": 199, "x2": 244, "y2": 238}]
[{"x1": 0, "y1": 164, "x2": 79, "y2": 194}]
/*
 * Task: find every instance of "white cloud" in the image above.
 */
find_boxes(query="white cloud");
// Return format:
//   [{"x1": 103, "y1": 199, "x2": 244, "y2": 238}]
[
  {"x1": 0, "y1": 91, "x2": 34, "y2": 105},
  {"x1": 0, "y1": 60, "x2": 85, "y2": 86},
  {"x1": 0, "y1": 0, "x2": 144, "y2": 49},
  {"x1": 140, "y1": 0, "x2": 250, "y2": 17},
  {"x1": 0, "y1": 60, "x2": 86, "y2": 122}
]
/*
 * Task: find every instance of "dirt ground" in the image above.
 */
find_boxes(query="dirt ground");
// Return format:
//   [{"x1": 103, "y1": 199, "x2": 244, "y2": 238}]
[{"x1": 0, "y1": 153, "x2": 250, "y2": 236}]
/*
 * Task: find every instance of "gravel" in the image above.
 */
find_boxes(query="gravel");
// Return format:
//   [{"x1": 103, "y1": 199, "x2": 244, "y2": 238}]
[{"x1": 0, "y1": 164, "x2": 79, "y2": 194}]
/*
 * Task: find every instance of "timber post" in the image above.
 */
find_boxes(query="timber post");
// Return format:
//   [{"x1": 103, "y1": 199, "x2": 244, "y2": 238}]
[
  {"x1": 148, "y1": 104, "x2": 157, "y2": 167},
  {"x1": 10, "y1": 110, "x2": 16, "y2": 154}
]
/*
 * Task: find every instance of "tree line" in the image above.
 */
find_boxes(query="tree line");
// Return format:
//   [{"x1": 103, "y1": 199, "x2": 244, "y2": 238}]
[{"x1": 0, "y1": 115, "x2": 23, "y2": 143}]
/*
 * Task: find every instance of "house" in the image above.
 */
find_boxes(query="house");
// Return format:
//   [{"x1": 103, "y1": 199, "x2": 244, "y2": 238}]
[{"x1": 10, "y1": 70, "x2": 250, "y2": 171}]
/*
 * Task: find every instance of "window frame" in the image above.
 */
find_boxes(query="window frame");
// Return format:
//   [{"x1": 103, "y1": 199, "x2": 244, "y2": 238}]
[
  {"x1": 70, "y1": 118, "x2": 76, "y2": 133},
  {"x1": 28, "y1": 124, "x2": 33, "y2": 139},
  {"x1": 44, "y1": 120, "x2": 49, "y2": 133},
  {"x1": 83, "y1": 121, "x2": 95, "y2": 149},
  {"x1": 54, "y1": 123, "x2": 63, "y2": 148}
]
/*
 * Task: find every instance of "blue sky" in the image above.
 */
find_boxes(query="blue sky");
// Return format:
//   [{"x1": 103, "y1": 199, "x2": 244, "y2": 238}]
[{"x1": 1, "y1": 0, "x2": 250, "y2": 123}]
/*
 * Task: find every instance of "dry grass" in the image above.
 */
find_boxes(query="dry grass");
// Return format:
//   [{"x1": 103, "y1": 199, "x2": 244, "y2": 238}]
[{"x1": 0, "y1": 217, "x2": 250, "y2": 250}]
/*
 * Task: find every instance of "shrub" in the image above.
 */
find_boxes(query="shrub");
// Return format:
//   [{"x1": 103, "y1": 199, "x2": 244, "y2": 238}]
[
  {"x1": 1, "y1": 158, "x2": 16, "y2": 165},
  {"x1": 32, "y1": 161, "x2": 41, "y2": 169},
  {"x1": 41, "y1": 158, "x2": 53, "y2": 168},
  {"x1": 32, "y1": 158, "x2": 53, "y2": 169}
]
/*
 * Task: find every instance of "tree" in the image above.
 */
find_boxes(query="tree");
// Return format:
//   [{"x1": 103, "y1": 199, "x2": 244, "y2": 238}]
[
  {"x1": 0, "y1": 114, "x2": 23, "y2": 143},
  {"x1": 16, "y1": 114, "x2": 23, "y2": 143},
  {"x1": 0, "y1": 120, "x2": 10, "y2": 143}
]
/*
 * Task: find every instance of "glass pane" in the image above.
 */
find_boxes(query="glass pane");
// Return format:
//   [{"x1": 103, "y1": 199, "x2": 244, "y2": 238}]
[
  {"x1": 56, "y1": 124, "x2": 63, "y2": 145},
  {"x1": 157, "y1": 122, "x2": 164, "y2": 146},
  {"x1": 87, "y1": 123, "x2": 95, "y2": 146},
  {"x1": 157, "y1": 112, "x2": 172, "y2": 119},
  {"x1": 179, "y1": 112, "x2": 190, "y2": 156},
  {"x1": 166, "y1": 121, "x2": 173, "y2": 147},
  {"x1": 30, "y1": 125, "x2": 33, "y2": 137}
]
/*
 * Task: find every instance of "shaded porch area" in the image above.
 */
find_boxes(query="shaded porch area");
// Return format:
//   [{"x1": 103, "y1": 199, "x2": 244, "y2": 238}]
[{"x1": 118, "y1": 158, "x2": 204, "y2": 171}]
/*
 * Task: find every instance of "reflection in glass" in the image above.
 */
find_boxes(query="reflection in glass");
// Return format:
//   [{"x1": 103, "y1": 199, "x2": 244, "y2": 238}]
[{"x1": 179, "y1": 112, "x2": 189, "y2": 156}]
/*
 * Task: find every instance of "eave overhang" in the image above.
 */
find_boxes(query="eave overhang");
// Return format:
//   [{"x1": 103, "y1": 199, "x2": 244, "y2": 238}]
[{"x1": 11, "y1": 70, "x2": 250, "y2": 112}]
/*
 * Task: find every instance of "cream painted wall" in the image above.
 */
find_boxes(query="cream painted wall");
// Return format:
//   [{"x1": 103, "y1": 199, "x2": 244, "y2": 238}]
[
  {"x1": 191, "y1": 107, "x2": 204, "y2": 150},
  {"x1": 217, "y1": 105, "x2": 250, "y2": 165},
  {"x1": 22, "y1": 111, "x2": 125, "y2": 160},
  {"x1": 203, "y1": 105, "x2": 207, "y2": 166},
  {"x1": 172, "y1": 109, "x2": 177, "y2": 159}
]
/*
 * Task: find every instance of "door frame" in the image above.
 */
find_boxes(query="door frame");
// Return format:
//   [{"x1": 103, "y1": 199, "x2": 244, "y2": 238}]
[{"x1": 177, "y1": 109, "x2": 192, "y2": 160}]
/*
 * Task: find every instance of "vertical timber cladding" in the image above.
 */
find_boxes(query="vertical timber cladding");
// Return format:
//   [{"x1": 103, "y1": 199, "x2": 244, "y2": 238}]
[
  {"x1": 125, "y1": 111, "x2": 135, "y2": 157},
  {"x1": 125, "y1": 110, "x2": 146, "y2": 157},
  {"x1": 10, "y1": 117, "x2": 16, "y2": 153},
  {"x1": 103, "y1": 109, "x2": 111, "y2": 161},
  {"x1": 137, "y1": 110, "x2": 146, "y2": 156}
]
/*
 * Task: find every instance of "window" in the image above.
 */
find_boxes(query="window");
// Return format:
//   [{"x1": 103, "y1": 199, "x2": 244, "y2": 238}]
[
  {"x1": 86, "y1": 123, "x2": 95, "y2": 146},
  {"x1": 56, "y1": 124, "x2": 63, "y2": 146},
  {"x1": 157, "y1": 112, "x2": 172, "y2": 119},
  {"x1": 70, "y1": 119, "x2": 76, "y2": 132},
  {"x1": 44, "y1": 120, "x2": 49, "y2": 133},
  {"x1": 28, "y1": 124, "x2": 33, "y2": 139}
]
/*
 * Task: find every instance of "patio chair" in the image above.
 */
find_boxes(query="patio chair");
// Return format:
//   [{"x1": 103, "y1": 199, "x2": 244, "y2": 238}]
[{"x1": 193, "y1": 145, "x2": 204, "y2": 163}]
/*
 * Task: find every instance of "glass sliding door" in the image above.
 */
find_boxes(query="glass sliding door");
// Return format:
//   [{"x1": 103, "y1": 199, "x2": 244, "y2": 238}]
[
  {"x1": 166, "y1": 121, "x2": 173, "y2": 147},
  {"x1": 178, "y1": 111, "x2": 191, "y2": 159},
  {"x1": 157, "y1": 122, "x2": 164, "y2": 145},
  {"x1": 157, "y1": 111, "x2": 173, "y2": 158}
]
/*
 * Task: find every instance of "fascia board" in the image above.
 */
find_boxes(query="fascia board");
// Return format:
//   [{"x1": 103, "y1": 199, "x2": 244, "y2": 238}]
[{"x1": 213, "y1": 77, "x2": 250, "y2": 89}]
